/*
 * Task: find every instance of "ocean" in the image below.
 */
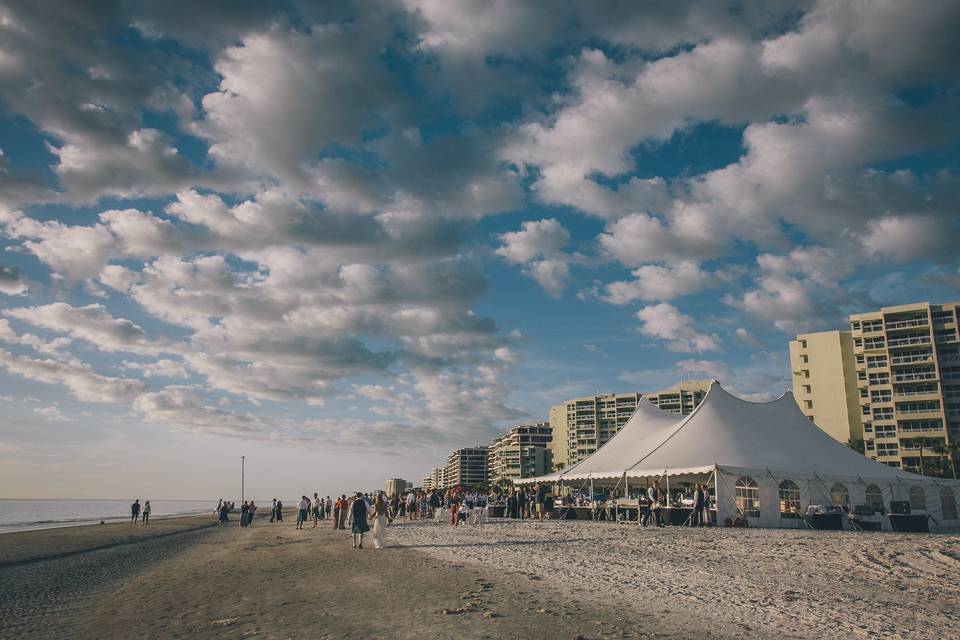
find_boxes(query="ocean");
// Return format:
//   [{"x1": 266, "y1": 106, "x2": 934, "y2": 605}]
[{"x1": 0, "y1": 499, "x2": 217, "y2": 533}]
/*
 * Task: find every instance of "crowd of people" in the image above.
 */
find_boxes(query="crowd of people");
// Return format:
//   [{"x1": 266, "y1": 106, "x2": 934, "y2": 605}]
[{"x1": 206, "y1": 480, "x2": 715, "y2": 546}]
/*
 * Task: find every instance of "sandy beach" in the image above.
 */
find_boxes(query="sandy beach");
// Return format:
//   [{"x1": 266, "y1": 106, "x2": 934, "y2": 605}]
[{"x1": 2, "y1": 515, "x2": 958, "y2": 639}]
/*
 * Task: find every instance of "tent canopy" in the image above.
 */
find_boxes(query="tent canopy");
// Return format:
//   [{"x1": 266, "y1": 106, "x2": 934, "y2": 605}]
[{"x1": 522, "y1": 380, "x2": 950, "y2": 486}]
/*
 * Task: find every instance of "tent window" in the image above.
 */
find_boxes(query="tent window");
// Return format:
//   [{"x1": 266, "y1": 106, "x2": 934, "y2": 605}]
[
  {"x1": 735, "y1": 476, "x2": 760, "y2": 518},
  {"x1": 910, "y1": 486, "x2": 927, "y2": 511},
  {"x1": 830, "y1": 483, "x2": 850, "y2": 510},
  {"x1": 865, "y1": 484, "x2": 883, "y2": 511},
  {"x1": 778, "y1": 480, "x2": 801, "y2": 519},
  {"x1": 941, "y1": 487, "x2": 957, "y2": 520}
]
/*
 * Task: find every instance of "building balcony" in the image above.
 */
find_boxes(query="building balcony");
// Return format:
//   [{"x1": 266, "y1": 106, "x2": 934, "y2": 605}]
[
  {"x1": 888, "y1": 336, "x2": 932, "y2": 348},
  {"x1": 885, "y1": 318, "x2": 929, "y2": 330},
  {"x1": 890, "y1": 354, "x2": 934, "y2": 365},
  {"x1": 893, "y1": 372, "x2": 938, "y2": 383}
]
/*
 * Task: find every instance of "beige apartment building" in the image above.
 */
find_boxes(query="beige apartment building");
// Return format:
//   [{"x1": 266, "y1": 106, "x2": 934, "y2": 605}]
[
  {"x1": 446, "y1": 447, "x2": 489, "y2": 487},
  {"x1": 850, "y1": 302, "x2": 960, "y2": 472},
  {"x1": 427, "y1": 466, "x2": 447, "y2": 491},
  {"x1": 645, "y1": 380, "x2": 713, "y2": 416},
  {"x1": 789, "y1": 330, "x2": 862, "y2": 444},
  {"x1": 549, "y1": 381, "x2": 711, "y2": 469},
  {"x1": 384, "y1": 478, "x2": 407, "y2": 497},
  {"x1": 487, "y1": 422, "x2": 553, "y2": 484}
]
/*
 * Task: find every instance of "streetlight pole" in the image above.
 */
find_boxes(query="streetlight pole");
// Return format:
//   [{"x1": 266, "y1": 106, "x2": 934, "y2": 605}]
[{"x1": 241, "y1": 456, "x2": 246, "y2": 503}]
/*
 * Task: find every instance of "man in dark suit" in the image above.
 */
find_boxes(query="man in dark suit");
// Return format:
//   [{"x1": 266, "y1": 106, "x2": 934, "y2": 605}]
[
  {"x1": 642, "y1": 480, "x2": 664, "y2": 527},
  {"x1": 691, "y1": 484, "x2": 704, "y2": 526}
]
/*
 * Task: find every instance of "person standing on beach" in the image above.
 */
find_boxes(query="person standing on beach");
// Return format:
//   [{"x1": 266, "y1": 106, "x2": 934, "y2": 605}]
[
  {"x1": 312, "y1": 493, "x2": 322, "y2": 528},
  {"x1": 535, "y1": 483, "x2": 548, "y2": 522},
  {"x1": 642, "y1": 480, "x2": 665, "y2": 528},
  {"x1": 275, "y1": 499, "x2": 283, "y2": 522},
  {"x1": 325, "y1": 496, "x2": 332, "y2": 521},
  {"x1": 372, "y1": 491, "x2": 388, "y2": 549},
  {"x1": 338, "y1": 495, "x2": 349, "y2": 530},
  {"x1": 690, "y1": 484, "x2": 704, "y2": 527},
  {"x1": 218, "y1": 501, "x2": 230, "y2": 526},
  {"x1": 142, "y1": 501, "x2": 151, "y2": 525},
  {"x1": 249, "y1": 501, "x2": 257, "y2": 526},
  {"x1": 517, "y1": 489, "x2": 527, "y2": 520},
  {"x1": 270, "y1": 498, "x2": 277, "y2": 523},
  {"x1": 240, "y1": 501, "x2": 250, "y2": 527},
  {"x1": 130, "y1": 499, "x2": 141, "y2": 524},
  {"x1": 350, "y1": 492, "x2": 371, "y2": 548},
  {"x1": 296, "y1": 496, "x2": 309, "y2": 530}
]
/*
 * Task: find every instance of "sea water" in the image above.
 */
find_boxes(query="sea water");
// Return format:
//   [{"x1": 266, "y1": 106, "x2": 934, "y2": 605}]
[{"x1": 0, "y1": 499, "x2": 217, "y2": 533}]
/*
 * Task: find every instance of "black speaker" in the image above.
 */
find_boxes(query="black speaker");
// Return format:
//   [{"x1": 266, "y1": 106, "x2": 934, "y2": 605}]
[
  {"x1": 889, "y1": 500, "x2": 911, "y2": 515},
  {"x1": 853, "y1": 504, "x2": 874, "y2": 516},
  {"x1": 889, "y1": 514, "x2": 928, "y2": 532}
]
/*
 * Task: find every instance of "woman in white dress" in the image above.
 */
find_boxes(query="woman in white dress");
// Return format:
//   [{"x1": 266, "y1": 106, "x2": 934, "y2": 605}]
[{"x1": 372, "y1": 491, "x2": 389, "y2": 549}]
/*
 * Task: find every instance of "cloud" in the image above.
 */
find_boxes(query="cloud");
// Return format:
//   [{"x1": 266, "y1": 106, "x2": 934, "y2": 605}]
[
  {"x1": 122, "y1": 359, "x2": 189, "y2": 379},
  {"x1": 33, "y1": 406, "x2": 73, "y2": 422},
  {"x1": 496, "y1": 218, "x2": 576, "y2": 295},
  {"x1": 635, "y1": 303, "x2": 721, "y2": 353},
  {"x1": 5, "y1": 303, "x2": 179, "y2": 355},
  {"x1": 0, "y1": 350, "x2": 145, "y2": 403},
  {"x1": 602, "y1": 261, "x2": 714, "y2": 304}
]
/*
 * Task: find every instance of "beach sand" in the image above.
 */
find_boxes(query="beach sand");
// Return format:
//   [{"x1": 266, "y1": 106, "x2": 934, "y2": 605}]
[
  {"x1": 2, "y1": 516, "x2": 957, "y2": 639},
  {"x1": 391, "y1": 519, "x2": 960, "y2": 640},
  {"x1": 1, "y1": 515, "x2": 665, "y2": 639}
]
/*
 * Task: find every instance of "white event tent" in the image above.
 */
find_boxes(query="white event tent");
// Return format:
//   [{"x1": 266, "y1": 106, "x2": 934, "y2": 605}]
[{"x1": 519, "y1": 381, "x2": 960, "y2": 530}]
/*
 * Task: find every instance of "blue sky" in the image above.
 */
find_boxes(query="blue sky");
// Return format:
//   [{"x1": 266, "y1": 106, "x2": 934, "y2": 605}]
[{"x1": 0, "y1": 0, "x2": 958, "y2": 499}]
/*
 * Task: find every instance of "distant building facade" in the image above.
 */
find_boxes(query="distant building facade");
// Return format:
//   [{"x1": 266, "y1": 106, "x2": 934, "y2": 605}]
[
  {"x1": 549, "y1": 382, "x2": 710, "y2": 468},
  {"x1": 385, "y1": 478, "x2": 407, "y2": 497},
  {"x1": 789, "y1": 330, "x2": 862, "y2": 444},
  {"x1": 488, "y1": 422, "x2": 553, "y2": 484},
  {"x1": 446, "y1": 447, "x2": 489, "y2": 487},
  {"x1": 850, "y1": 302, "x2": 960, "y2": 472},
  {"x1": 644, "y1": 380, "x2": 713, "y2": 416}
]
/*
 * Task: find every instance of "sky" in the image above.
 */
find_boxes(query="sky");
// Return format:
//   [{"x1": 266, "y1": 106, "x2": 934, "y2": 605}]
[{"x1": 0, "y1": 0, "x2": 958, "y2": 500}]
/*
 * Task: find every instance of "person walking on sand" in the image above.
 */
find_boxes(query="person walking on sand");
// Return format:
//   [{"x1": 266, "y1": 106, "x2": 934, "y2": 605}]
[
  {"x1": 372, "y1": 491, "x2": 389, "y2": 549},
  {"x1": 248, "y1": 501, "x2": 257, "y2": 526},
  {"x1": 325, "y1": 496, "x2": 332, "y2": 522},
  {"x1": 275, "y1": 499, "x2": 284, "y2": 522},
  {"x1": 351, "y1": 492, "x2": 371, "y2": 548},
  {"x1": 218, "y1": 501, "x2": 230, "y2": 526},
  {"x1": 130, "y1": 499, "x2": 141, "y2": 525},
  {"x1": 270, "y1": 498, "x2": 277, "y2": 523},
  {"x1": 142, "y1": 501, "x2": 151, "y2": 525}
]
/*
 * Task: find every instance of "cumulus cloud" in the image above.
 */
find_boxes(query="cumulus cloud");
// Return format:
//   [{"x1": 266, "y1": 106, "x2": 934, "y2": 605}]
[
  {"x1": 0, "y1": 350, "x2": 145, "y2": 403},
  {"x1": 602, "y1": 261, "x2": 714, "y2": 304},
  {"x1": 33, "y1": 406, "x2": 72, "y2": 422},
  {"x1": 5, "y1": 303, "x2": 179, "y2": 355},
  {"x1": 122, "y1": 359, "x2": 189, "y2": 379},
  {"x1": 635, "y1": 303, "x2": 721, "y2": 353},
  {"x1": 496, "y1": 218, "x2": 577, "y2": 295}
]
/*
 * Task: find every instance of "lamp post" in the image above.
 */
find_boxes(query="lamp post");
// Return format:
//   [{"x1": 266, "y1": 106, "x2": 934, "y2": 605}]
[{"x1": 241, "y1": 456, "x2": 246, "y2": 503}]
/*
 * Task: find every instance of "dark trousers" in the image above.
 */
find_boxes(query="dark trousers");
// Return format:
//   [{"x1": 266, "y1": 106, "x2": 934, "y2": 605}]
[
  {"x1": 642, "y1": 507, "x2": 663, "y2": 527},
  {"x1": 690, "y1": 503, "x2": 703, "y2": 526}
]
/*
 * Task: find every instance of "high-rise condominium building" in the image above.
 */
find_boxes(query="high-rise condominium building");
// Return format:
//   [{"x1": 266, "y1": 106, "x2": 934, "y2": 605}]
[
  {"x1": 789, "y1": 330, "x2": 862, "y2": 444},
  {"x1": 644, "y1": 380, "x2": 713, "y2": 416},
  {"x1": 487, "y1": 422, "x2": 553, "y2": 484},
  {"x1": 851, "y1": 302, "x2": 960, "y2": 472},
  {"x1": 549, "y1": 381, "x2": 711, "y2": 468},
  {"x1": 384, "y1": 478, "x2": 407, "y2": 497},
  {"x1": 446, "y1": 447, "x2": 489, "y2": 487},
  {"x1": 428, "y1": 466, "x2": 447, "y2": 490},
  {"x1": 421, "y1": 475, "x2": 434, "y2": 491}
]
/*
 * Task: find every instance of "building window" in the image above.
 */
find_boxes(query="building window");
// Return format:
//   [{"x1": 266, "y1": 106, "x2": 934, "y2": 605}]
[
  {"x1": 803, "y1": 385, "x2": 811, "y2": 394},
  {"x1": 778, "y1": 480, "x2": 801, "y2": 518},
  {"x1": 830, "y1": 483, "x2": 850, "y2": 510},
  {"x1": 856, "y1": 354, "x2": 865, "y2": 364},
  {"x1": 801, "y1": 354, "x2": 809, "y2": 363},
  {"x1": 941, "y1": 487, "x2": 958, "y2": 520},
  {"x1": 804, "y1": 400, "x2": 813, "y2": 409},
  {"x1": 735, "y1": 476, "x2": 760, "y2": 518},
  {"x1": 858, "y1": 371, "x2": 867, "y2": 381},
  {"x1": 910, "y1": 486, "x2": 927, "y2": 512},
  {"x1": 800, "y1": 340, "x2": 807, "y2": 348},
  {"x1": 865, "y1": 484, "x2": 883, "y2": 510}
]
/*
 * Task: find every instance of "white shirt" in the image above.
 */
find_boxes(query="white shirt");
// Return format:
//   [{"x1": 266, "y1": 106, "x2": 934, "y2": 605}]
[{"x1": 298, "y1": 498, "x2": 309, "y2": 510}]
